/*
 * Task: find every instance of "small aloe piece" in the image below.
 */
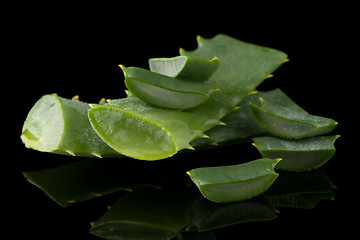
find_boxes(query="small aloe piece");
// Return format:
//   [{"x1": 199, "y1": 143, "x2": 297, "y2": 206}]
[
  {"x1": 249, "y1": 99, "x2": 338, "y2": 139},
  {"x1": 187, "y1": 158, "x2": 281, "y2": 203},
  {"x1": 149, "y1": 56, "x2": 220, "y2": 82},
  {"x1": 253, "y1": 135, "x2": 339, "y2": 172},
  {"x1": 20, "y1": 94, "x2": 119, "y2": 158},
  {"x1": 121, "y1": 65, "x2": 218, "y2": 109}
]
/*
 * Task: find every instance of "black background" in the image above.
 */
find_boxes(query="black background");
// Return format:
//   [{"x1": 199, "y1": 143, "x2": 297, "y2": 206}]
[{"x1": 4, "y1": 3, "x2": 354, "y2": 239}]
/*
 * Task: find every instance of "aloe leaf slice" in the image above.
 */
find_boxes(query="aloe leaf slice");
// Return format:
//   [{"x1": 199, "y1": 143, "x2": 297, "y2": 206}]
[
  {"x1": 253, "y1": 135, "x2": 340, "y2": 171},
  {"x1": 187, "y1": 158, "x2": 281, "y2": 203},
  {"x1": 88, "y1": 34, "x2": 287, "y2": 160},
  {"x1": 122, "y1": 65, "x2": 217, "y2": 109},
  {"x1": 192, "y1": 88, "x2": 305, "y2": 147},
  {"x1": 20, "y1": 94, "x2": 119, "y2": 158},
  {"x1": 149, "y1": 56, "x2": 220, "y2": 82},
  {"x1": 250, "y1": 99, "x2": 338, "y2": 139},
  {"x1": 90, "y1": 187, "x2": 198, "y2": 240}
]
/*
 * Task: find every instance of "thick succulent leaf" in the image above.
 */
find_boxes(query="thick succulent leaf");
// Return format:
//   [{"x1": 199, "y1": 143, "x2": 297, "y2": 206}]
[
  {"x1": 122, "y1": 65, "x2": 217, "y2": 109},
  {"x1": 149, "y1": 56, "x2": 220, "y2": 82},
  {"x1": 265, "y1": 170, "x2": 335, "y2": 208},
  {"x1": 20, "y1": 95, "x2": 120, "y2": 158},
  {"x1": 90, "y1": 187, "x2": 199, "y2": 240},
  {"x1": 23, "y1": 158, "x2": 163, "y2": 207},
  {"x1": 89, "y1": 34, "x2": 287, "y2": 160},
  {"x1": 187, "y1": 158, "x2": 281, "y2": 203},
  {"x1": 191, "y1": 88, "x2": 305, "y2": 147},
  {"x1": 250, "y1": 99, "x2": 338, "y2": 139},
  {"x1": 253, "y1": 135, "x2": 339, "y2": 171},
  {"x1": 187, "y1": 197, "x2": 277, "y2": 232}
]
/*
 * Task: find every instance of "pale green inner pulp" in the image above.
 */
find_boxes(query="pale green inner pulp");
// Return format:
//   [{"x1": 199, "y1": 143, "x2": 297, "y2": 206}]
[
  {"x1": 148, "y1": 56, "x2": 187, "y2": 77},
  {"x1": 127, "y1": 78, "x2": 207, "y2": 109},
  {"x1": 21, "y1": 95, "x2": 64, "y2": 152},
  {"x1": 88, "y1": 106, "x2": 177, "y2": 160}
]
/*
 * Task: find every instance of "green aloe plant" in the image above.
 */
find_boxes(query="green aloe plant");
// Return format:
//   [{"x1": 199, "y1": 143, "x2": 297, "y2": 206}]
[{"x1": 20, "y1": 34, "x2": 340, "y2": 239}]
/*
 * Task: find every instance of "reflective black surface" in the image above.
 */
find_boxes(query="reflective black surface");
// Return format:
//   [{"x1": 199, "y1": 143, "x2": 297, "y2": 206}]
[{"x1": 5, "y1": 5, "x2": 353, "y2": 239}]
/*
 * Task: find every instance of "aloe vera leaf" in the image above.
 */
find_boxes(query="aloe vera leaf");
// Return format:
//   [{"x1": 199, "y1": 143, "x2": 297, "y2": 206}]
[
  {"x1": 253, "y1": 135, "x2": 339, "y2": 172},
  {"x1": 187, "y1": 197, "x2": 277, "y2": 232},
  {"x1": 250, "y1": 99, "x2": 338, "y2": 139},
  {"x1": 23, "y1": 158, "x2": 163, "y2": 207},
  {"x1": 20, "y1": 94, "x2": 119, "y2": 158},
  {"x1": 191, "y1": 88, "x2": 305, "y2": 147},
  {"x1": 90, "y1": 187, "x2": 199, "y2": 240},
  {"x1": 122, "y1": 65, "x2": 217, "y2": 110},
  {"x1": 187, "y1": 158, "x2": 281, "y2": 203},
  {"x1": 264, "y1": 170, "x2": 335, "y2": 208},
  {"x1": 149, "y1": 56, "x2": 220, "y2": 82},
  {"x1": 88, "y1": 34, "x2": 287, "y2": 160}
]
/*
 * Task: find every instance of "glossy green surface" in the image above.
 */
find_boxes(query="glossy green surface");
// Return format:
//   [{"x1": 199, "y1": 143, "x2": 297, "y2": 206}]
[
  {"x1": 187, "y1": 158, "x2": 281, "y2": 203},
  {"x1": 253, "y1": 135, "x2": 339, "y2": 171},
  {"x1": 21, "y1": 95, "x2": 119, "y2": 158},
  {"x1": 89, "y1": 34, "x2": 287, "y2": 160},
  {"x1": 250, "y1": 99, "x2": 337, "y2": 139}
]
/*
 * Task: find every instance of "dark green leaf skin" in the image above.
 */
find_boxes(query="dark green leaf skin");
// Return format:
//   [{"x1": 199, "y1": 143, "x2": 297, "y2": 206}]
[
  {"x1": 187, "y1": 158, "x2": 281, "y2": 203},
  {"x1": 149, "y1": 56, "x2": 220, "y2": 82},
  {"x1": 20, "y1": 94, "x2": 119, "y2": 158},
  {"x1": 253, "y1": 135, "x2": 339, "y2": 172},
  {"x1": 249, "y1": 99, "x2": 338, "y2": 139}
]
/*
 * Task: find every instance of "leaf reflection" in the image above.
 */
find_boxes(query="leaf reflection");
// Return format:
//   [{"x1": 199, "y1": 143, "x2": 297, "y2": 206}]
[{"x1": 23, "y1": 159, "x2": 335, "y2": 240}]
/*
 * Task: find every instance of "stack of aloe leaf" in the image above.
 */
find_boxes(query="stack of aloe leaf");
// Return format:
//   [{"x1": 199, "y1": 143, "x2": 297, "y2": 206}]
[{"x1": 21, "y1": 34, "x2": 339, "y2": 239}]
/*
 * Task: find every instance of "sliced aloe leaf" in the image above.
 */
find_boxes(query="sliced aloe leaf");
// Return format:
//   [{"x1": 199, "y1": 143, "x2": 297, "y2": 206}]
[
  {"x1": 265, "y1": 170, "x2": 335, "y2": 208},
  {"x1": 88, "y1": 34, "x2": 287, "y2": 160},
  {"x1": 122, "y1": 65, "x2": 217, "y2": 110},
  {"x1": 187, "y1": 158, "x2": 281, "y2": 203},
  {"x1": 250, "y1": 99, "x2": 338, "y2": 139},
  {"x1": 191, "y1": 88, "x2": 305, "y2": 147},
  {"x1": 149, "y1": 56, "x2": 220, "y2": 82},
  {"x1": 253, "y1": 135, "x2": 339, "y2": 171},
  {"x1": 90, "y1": 187, "x2": 198, "y2": 240},
  {"x1": 20, "y1": 94, "x2": 119, "y2": 158}
]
